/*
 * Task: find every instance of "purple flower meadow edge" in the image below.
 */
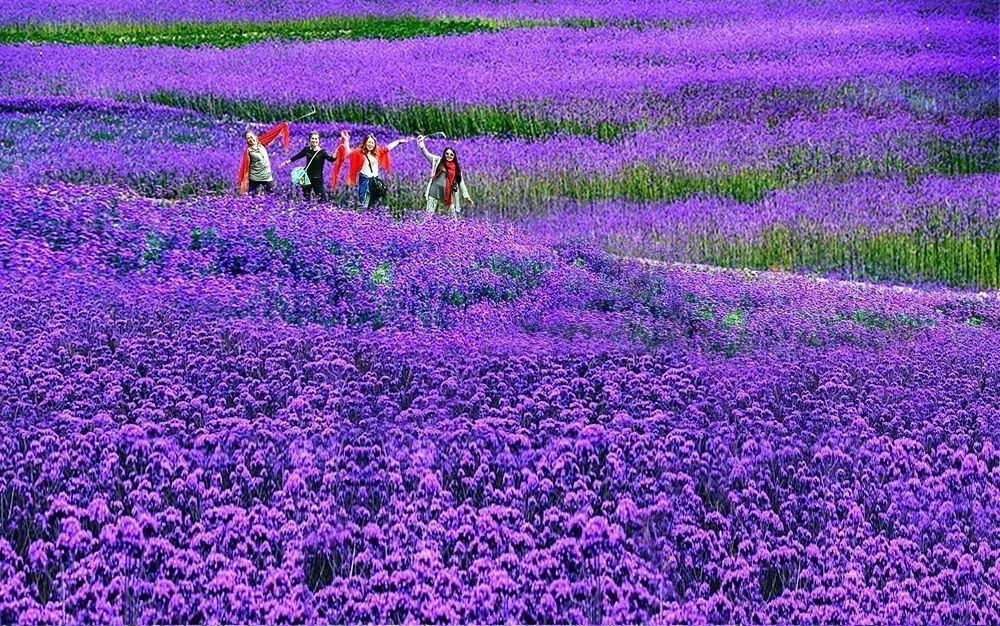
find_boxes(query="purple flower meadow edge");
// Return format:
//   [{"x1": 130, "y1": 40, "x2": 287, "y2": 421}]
[{"x1": 525, "y1": 175, "x2": 1000, "y2": 289}]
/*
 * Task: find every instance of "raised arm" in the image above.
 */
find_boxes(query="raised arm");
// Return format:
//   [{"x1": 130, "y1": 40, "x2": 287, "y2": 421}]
[{"x1": 415, "y1": 135, "x2": 438, "y2": 164}]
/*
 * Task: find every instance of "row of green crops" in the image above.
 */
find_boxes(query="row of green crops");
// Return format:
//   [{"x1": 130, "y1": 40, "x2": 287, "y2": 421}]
[
  {"x1": 0, "y1": 15, "x2": 525, "y2": 47},
  {"x1": 661, "y1": 228, "x2": 1000, "y2": 290},
  {"x1": 135, "y1": 86, "x2": 997, "y2": 144},
  {"x1": 136, "y1": 92, "x2": 629, "y2": 141},
  {"x1": 479, "y1": 143, "x2": 997, "y2": 215}
]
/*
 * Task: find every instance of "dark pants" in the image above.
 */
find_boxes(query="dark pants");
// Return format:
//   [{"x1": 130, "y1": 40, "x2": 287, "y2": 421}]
[
  {"x1": 249, "y1": 179, "x2": 273, "y2": 195},
  {"x1": 303, "y1": 176, "x2": 326, "y2": 201},
  {"x1": 358, "y1": 174, "x2": 385, "y2": 208}
]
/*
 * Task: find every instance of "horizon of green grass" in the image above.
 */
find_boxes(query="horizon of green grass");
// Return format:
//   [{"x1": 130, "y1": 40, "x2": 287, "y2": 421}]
[{"x1": 0, "y1": 15, "x2": 531, "y2": 48}]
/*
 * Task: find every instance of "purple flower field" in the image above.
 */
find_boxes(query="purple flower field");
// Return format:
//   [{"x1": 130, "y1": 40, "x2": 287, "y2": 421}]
[
  {"x1": 0, "y1": 1, "x2": 998, "y2": 624},
  {"x1": 1, "y1": 17, "x2": 993, "y2": 126},
  {"x1": 1, "y1": 180, "x2": 998, "y2": 623}
]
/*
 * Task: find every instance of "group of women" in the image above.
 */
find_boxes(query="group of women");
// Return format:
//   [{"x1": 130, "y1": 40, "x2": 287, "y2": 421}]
[{"x1": 236, "y1": 122, "x2": 474, "y2": 217}]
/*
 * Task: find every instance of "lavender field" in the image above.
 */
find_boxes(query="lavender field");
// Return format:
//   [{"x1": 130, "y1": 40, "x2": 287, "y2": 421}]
[{"x1": 0, "y1": 1, "x2": 998, "y2": 624}]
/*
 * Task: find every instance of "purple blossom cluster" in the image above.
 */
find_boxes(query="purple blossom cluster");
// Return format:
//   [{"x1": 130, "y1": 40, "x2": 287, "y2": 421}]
[{"x1": 1, "y1": 177, "x2": 998, "y2": 623}]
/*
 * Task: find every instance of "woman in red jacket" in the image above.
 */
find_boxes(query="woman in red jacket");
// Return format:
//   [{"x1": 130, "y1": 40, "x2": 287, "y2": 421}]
[{"x1": 339, "y1": 132, "x2": 412, "y2": 209}]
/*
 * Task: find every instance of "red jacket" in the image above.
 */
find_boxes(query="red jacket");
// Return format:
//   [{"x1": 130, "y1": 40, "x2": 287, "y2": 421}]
[{"x1": 340, "y1": 145, "x2": 392, "y2": 188}]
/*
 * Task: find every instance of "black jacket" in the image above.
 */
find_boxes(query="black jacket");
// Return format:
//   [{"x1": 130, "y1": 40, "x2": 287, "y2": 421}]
[{"x1": 290, "y1": 146, "x2": 337, "y2": 178}]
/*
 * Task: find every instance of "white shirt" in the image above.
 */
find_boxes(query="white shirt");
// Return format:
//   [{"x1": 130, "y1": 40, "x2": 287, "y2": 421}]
[{"x1": 361, "y1": 152, "x2": 379, "y2": 178}]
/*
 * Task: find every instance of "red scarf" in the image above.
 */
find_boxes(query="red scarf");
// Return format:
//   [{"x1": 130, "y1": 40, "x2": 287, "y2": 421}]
[
  {"x1": 330, "y1": 142, "x2": 348, "y2": 189},
  {"x1": 236, "y1": 122, "x2": 289, "y2": 194},
  {"x1": 443, "y1": 161, "x2": 458, "y2": 207}
]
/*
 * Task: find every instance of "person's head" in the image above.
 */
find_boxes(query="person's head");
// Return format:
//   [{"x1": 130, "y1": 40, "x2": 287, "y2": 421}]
[
  {"x1": 245, "y1": 131, "x2": 258, "y2": 148},
  {"x1": 309, "y1": 132, "x2": 320, "y2": 149},
  {"x1": 434, "y1": 146, "x2": 461, "y2": 183},
  {"x1": 362, "y1": 135, "x2": 377, "y2": 154}
]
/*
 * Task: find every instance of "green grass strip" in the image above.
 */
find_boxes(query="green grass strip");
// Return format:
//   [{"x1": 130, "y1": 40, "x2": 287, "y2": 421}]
[
  {"x1": 0, "y1": 15, "x2": 522, "y2": 48},
  {"x1": 655, "y1": 226, "x2": 1000, "y2": 291},
  {"x1": 135, "y1": 92, "x2": 630, "y2": 141}
]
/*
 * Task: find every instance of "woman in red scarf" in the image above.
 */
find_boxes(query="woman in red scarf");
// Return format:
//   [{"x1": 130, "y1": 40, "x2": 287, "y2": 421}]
[
  {"x1": 417, "y1": 134, "x2": 474, "y2": 218},
  {"x1": 334, "y1": 132, "x2": 412, "y2": 209},
  {"x1": 236, "y1": 122, "x2": 290, "y2": 195}
]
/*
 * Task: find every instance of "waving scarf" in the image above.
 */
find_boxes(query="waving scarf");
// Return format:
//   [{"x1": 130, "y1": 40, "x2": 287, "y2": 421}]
[
  {"x1": 330, "y1": 142, "x2": 349, "y2": 190},
  {"x1": 236, "y1": 122, "x2": 290, "y2": 194},
  {"x1": 344, "y1": 146, "x2": 392, "y2": 187}
]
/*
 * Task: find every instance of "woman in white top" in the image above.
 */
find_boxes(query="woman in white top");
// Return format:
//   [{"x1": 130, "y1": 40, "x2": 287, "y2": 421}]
[
  {"x1": 343, "y1": 132, "x2": 411, "y2": 209},
  {"x1": 416, "y1": 135, "x2": 474, "y2": 218}
]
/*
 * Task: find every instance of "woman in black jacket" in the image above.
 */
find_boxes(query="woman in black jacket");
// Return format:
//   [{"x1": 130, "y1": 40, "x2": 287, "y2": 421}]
[{"x1": 281, "y1": 131, "x2": 341, "y2": 201}]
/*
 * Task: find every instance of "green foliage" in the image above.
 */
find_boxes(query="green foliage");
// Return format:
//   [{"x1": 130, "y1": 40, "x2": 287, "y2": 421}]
[
  {"x1": 188, "y1": 226, "x2": 218, "y2": 250},
  {"x1": 264, "y1": 226, "x2": 294, "y2": 257},
  {"x1": 845, "y1": 309, "x2": 933, "y2": 331},
  {"x1": 0, "y1": 15, "x2": 512, "y2": 48},
  {"x1": 141, "y1": 230, "x2": 167, "y2": 266},
  {"x1": 723, "y1": 309, "x2": 745, "y2": 328},
  {"x1": 139, "y1": 92, "x2": 628, "y2": 141},
  {"x1": 484, "y1": 255, "x2": 547, "y2": 286},
  {"x1": 171, "y1": 132, "x2": 207, "y2": 145},
  {"x1": 622, "y1": 218, "x2": 999, "y2": 291},
  {"x1": 88, "y1": 131, "x2": 118, "y2": 142},
  {"x1": 371, "y1": 261, "x2": 391, "y2": 286}
]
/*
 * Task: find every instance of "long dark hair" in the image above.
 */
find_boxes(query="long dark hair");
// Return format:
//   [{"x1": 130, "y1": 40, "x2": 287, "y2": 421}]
[{"x1": 433, "y1": 146, "x2": 461, "y2": 184}]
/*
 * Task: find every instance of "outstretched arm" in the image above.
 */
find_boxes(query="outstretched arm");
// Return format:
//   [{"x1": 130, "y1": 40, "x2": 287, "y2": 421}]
[
  {"x1": 385, "y1": 137, "x2": 413, "y2": 151},
  {"x1": 281, "y1": 147, "x2": 309, "y2": 167}
]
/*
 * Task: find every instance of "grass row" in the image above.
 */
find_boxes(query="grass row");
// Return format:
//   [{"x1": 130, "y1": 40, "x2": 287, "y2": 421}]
[
  {"x1": 137, "y1": 77, "x2": 997, "y2": 142},
  {"x1": 637, "y1": 227, "x2": 1000, "y2": 291},
  {"x1": 484, "y1": 141, "x2": 998, "y2": 215},
  {"x1": 0, "y1": 15, "x2": 521, "y2": 48},
  {"x1": 137, "y1": 92, "x2": 629, "y2": 141}
]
